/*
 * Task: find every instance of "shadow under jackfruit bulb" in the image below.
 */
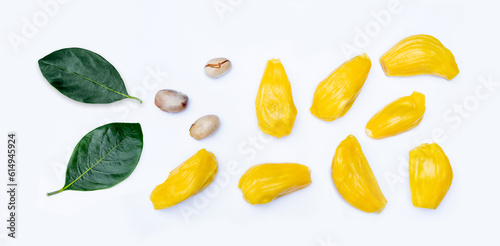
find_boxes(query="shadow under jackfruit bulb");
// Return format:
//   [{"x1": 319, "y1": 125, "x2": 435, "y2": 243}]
[
  {"x1": 310, "y1": 54, "x2": 371, "y2": 122},
  {"x1": 410, "y1": 143, "x2": 453, "y2": 209},
  {"x1": 150, "y1": 149, "x2": 218, "y2": 210},
  {"x1": 332, "y1": 135, "x2": 387, "y2": 213},
  {"x1": 366, "y1": 91, "x2": 426, "y2": 139},
  {"x1": 380, "y1": 34, "x2": 459, "y2": 80},
  {"x1": 255, "y1": 59, "x2": 297, "y2": 138},
  {"x1": 238, "y1": 163, "x2": 311, "y2": 205}
]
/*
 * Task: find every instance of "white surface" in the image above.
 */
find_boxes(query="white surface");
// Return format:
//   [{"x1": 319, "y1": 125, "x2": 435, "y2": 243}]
[{"x1": 1, "y1": 0, "x2": 499, "y2": 245}]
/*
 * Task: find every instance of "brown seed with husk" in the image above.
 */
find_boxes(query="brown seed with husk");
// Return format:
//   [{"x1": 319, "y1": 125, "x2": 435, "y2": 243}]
[
  {"x1": 155, "y1": 89, "x2": 188, "y2": 113},
  {"x1": 204, "y1": 58, "x2": 231, "y2": 78},
  {"x1": 190, "y1": 115, "x2": 220, "y2": 140}
]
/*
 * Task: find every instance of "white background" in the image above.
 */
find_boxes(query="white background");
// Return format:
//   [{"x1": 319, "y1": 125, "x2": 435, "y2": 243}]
[{"x1": 1, "y1": 0, "x2": 499, "y2": 245}]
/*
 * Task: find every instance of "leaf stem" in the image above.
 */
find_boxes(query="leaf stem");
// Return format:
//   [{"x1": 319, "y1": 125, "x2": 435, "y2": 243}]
[
  {"x1": 46, "y1": 189, "x2": 64, "y2": 196},
  {"x1": 127, "y1": 95, "x2": 143, "y2": 103}
]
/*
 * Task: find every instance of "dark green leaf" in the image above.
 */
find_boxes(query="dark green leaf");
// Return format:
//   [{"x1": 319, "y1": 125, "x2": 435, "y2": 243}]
[
  {"x1": 38, "y1": 48, "x2": 142, "y2": 104},
  {"x1": 47, "y1": 123, "x2": 143, "y2": 196}
]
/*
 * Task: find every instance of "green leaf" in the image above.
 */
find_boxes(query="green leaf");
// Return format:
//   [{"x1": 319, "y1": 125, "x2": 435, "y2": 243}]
[
  {"x1": 47, "y1": 123, "x2": 143, "y2": 196},
  {"x1": 38, "y1": 48, "x2": 142, "y2": 104}
]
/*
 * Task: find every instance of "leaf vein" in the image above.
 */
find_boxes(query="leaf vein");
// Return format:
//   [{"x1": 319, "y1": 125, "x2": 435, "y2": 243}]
[
  {"x1": 62, "y1": 136, "x2": 129, "y2": 191},
  {"x1": 41, "y1": 61, "x2": 129, "y2": 99}
]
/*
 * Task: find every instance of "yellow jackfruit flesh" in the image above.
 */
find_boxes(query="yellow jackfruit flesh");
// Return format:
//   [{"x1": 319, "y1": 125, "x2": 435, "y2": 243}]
[
  {"x1": 150, "y1": 149, "x2": 218, "y2": 210},
  {"x1": 380, "y1": 34, "x2": 459, "y2": 80},
  {"x1": 366, "y1": 91, "x2": 426, "y2": 139},
  {"x1": 238, "y1": 163, "x2": 311, "y2": 205},
  {"x1": 410, "y1": 143, "x2": 453, "y2": 209},
  {"x1": 310, "y1": 54, "x2": 371, "y2": 121},
  {"x1": 255, "y1": 59, "x2": 297, "y2": 138},
  {"x1": 332, "y1": 135, "x2": 387, "y2": 213}
]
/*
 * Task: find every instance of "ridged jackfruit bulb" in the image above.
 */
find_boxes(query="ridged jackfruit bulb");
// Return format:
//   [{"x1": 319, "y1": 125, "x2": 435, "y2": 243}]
[
  {"x1": 256, "y1": 59, "x2": 297, "y2": 138},
  {"x1": 311, "y1": 54, "x2": 372, "y2": 121},
  {"x1": 239, "y1": 163, "x2": 311, "y2": 205},
  {"x1": 380, "y1": 34, "x2": 459, "y2": 80},
  {"x1": 332, "y1": 135, "x2": 387, "y2": 213},
  {"x1": 366, "y1": 92, "x2": 426, "y2": 139},
  {"x1": 150, "y1": 149, "x2": 218, "y2": 210},
  {"x1": 410, "y1": 143, "x2": 453, "y2": 209}
]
